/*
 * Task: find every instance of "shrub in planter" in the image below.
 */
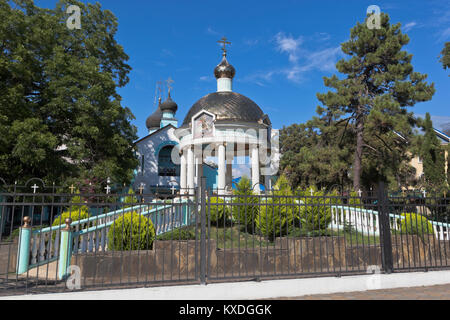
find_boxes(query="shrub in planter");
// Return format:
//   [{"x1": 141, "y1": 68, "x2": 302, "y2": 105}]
[
  {"x1": 232, "y1": 177, "x2": 259, "y2": 231},
  {"x1": 108, "y1": 211, "x2": 155, "y2": 251},
  {"x1": 299, "y1": 188, "x2": 340, "y2": 232},
  {"x1": 208, "y1": 197, "x2": 230, "y2": 225},
  {"x1": 400, "y1": 213, "x2": 434, "y2": 236}
]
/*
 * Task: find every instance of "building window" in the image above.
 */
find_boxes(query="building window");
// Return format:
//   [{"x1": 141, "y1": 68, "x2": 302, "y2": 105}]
[
  {"x1": 158, "y1": 146, "x2": 180, "y2": 177},
  {"x1": 141, "y1": 155, "x2": 145, "y2": 175}
]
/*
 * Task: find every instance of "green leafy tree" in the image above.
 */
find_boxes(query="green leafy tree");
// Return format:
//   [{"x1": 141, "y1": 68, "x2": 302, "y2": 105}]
[
  {"x1": 440, "y1": 42, "x2": 450, "y2": 70},
  {"x1": 316, "y1": 13, "x2": 435, "y2": 191},
  {"x1": 0, "y1": 0, "x2": 138, "y2": 185},
  {"x1": 419, "y1": 113, "x2": 446, "y2": 190}
]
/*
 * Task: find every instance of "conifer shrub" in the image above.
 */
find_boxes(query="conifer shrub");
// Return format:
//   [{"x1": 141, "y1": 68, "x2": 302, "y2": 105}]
[
  {"x1": 208, "y1": 197, "x2": 230, "y2": 225},
  {"x1": 400, "y1": 213, "x2": 434, "y2": 236},
  {"x1": 52, "y1": 206, "x2": 90, "y2": 228},
  {"x1": 107, "y1": 211, "x2": 155, "y2": 251},
  {"x1": 256, "y1": 176, "x2": 299, "y2": 240},
  {"x1": 232, "y1": 177, "x2": 259, "y2": 231},
  {"x1": 298, "y1": 188, "x2": 340, "y2": 232},
  {"x1": 123, "y1": 188, "x2": 138, "y2": 208}
]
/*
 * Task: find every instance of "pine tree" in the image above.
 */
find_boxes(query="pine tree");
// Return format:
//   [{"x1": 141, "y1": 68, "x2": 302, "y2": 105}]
[
  {"x1": 420, "y1": 113, "x2": 446, "y2": 190},
  {"x1": 280, "y1": 111, "x2": 354, "y2": 190},
  {"x1": 0, "y1": 0, "x2": 138, "y2": 185},
  {"x1": 316, "y1": 13, "x2": 435, "y2": 190}
]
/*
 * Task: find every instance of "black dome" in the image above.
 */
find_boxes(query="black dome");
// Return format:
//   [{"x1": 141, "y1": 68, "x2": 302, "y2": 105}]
[
  {"x1": 214, "y1": 56, "x2": 236, "y2": 79},
  {"x1": 160, "y1": 93, "x2": 178, "y2": 113},
  {"x1": 146, "y1": 106, "x2": 162, "y2": 130},
  {"x1": 182, "y1": 92, "x2": 266, "y2": 126}
]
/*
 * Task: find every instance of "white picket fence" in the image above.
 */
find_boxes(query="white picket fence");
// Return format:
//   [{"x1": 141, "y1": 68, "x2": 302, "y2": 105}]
[{"x1": 329, "y1": 205, "x2": 450, "y2": 240}]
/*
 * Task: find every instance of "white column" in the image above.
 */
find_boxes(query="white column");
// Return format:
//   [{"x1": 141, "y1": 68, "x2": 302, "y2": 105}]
[
  {"x1": 218, "y1": 143, "x2": 226, "y2": 193},
  {"x1": 180, "y1": 151, "x2": 187, "y2": 194},
  {"x1": 251, "y1": 145, "x2": 260, "y2": 194},
  {"x1": 187, "y1": 146, "x2": 195, "y2": 194}
]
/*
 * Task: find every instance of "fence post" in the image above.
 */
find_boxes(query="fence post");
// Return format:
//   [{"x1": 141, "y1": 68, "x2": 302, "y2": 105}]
[
  {"x1": 377, "y1": 182, "x2": 394, "y2": 274},
  {"x1": 58, "y1": 218, "x2": 73, "y2": 280},
  {"x1": 16, "y1": 217, "x2": 32, "y2": 274},
  {"x1": 200, "y1": 176, "x2": 207, "y2": 285}
]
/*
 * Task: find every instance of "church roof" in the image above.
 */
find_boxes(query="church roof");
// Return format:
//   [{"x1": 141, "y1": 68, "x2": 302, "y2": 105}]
[
  {"x1": 182, "y1": 92, "x2": 267, "y2": 126},
  {"x1": 146, "y1": 104, "x2": 163, "y2": 130},
  {"x1": 135, "y1": 124, "x2": 176, "y2": 145}
]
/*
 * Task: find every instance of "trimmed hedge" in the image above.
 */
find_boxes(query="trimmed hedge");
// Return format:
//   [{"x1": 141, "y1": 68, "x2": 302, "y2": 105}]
[{"x1": 108, "y1": 211, "x2": 155, "y2": 251}]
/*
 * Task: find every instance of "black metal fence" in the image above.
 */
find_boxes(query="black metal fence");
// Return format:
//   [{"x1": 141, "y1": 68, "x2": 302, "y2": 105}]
[{"x1": 0, "y1": 179, "x2": 449, "y2": 296}]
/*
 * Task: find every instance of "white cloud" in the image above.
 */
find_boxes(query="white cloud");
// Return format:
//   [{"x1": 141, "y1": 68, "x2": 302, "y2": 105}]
[
  {"x1": 232, "y1": 164, "x2": 250, "y2": 178},
  {"x1": 274, "y1": 32, "x2": 303, "y2": 63},
  {"x1": 403, "y1": 21, "x2": 417, "y2": 32},
  {"x1": 438, "y1": 27, "x2": 450, "y2": 42},
  {"x1": 243, "y1": 32, "x2": 342, "y2": 85},
  {"x1": 206, "y1": 27, "x2": 220, "y2": 36},
  {"x1": 199, "y1": 76, "x2": 212, "y2": 82}
]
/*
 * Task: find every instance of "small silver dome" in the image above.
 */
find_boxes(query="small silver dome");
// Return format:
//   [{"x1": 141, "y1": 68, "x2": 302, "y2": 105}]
[{"x1": 214, "y1": 56, "x2": 236, "y2": 79}]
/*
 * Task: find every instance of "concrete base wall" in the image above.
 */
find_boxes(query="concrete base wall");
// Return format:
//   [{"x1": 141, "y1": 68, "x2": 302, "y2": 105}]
[{"x1": 73, "y1": 236, "x2": 450, "y2": 284}]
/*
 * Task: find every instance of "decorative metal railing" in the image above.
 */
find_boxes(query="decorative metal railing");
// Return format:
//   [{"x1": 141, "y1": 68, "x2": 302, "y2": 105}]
[{"x1": 330, "y1": 205, "x2": 450, "y2": 240}]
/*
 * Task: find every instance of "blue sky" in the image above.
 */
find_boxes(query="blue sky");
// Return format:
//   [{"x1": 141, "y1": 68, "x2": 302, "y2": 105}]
[{"x1": 36, "y1": 0, "x2": 450, "y2": 139}]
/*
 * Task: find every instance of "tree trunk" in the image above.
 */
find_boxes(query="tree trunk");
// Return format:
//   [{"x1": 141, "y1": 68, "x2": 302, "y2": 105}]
[{"x1": 353, "y1": 109, "x2": 364, "y2": 191}]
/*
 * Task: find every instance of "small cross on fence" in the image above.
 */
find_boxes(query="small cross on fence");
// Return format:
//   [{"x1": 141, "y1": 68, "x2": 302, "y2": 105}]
[
  {"x1": 104, "y1": 185, "x2": 111, "y2": 195},
  {"x1": 358, "y1": 189, "x2": 362, "y2": 197},
  {"x1": 310, "y1": 188, "x2": 314, "y2": 196},
  {"x1": 171, "y1": 185, "x2": 176, "y2": 195},
  {"x1": 31, "y1": 184, "x2": 39, "y2": 194},
  {"x1": 422, "y1": 189, "x2": 427, "y2": 198},
  {"x1": 69, "y1": 184, "x2": 76, "y2": 194},
  {"x1": 138, "y1": 183, "x2": 145, "y2": 195}
]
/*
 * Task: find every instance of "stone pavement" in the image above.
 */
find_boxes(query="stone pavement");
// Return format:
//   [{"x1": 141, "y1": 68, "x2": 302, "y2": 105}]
[{"x1": 277, "y1": 284, "x2": 450, "y2": 300}]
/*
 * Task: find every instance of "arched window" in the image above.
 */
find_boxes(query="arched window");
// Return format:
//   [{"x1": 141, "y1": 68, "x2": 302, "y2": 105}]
[{"x1": 158, "y1": 146, "x2": 180, "y2": 177}]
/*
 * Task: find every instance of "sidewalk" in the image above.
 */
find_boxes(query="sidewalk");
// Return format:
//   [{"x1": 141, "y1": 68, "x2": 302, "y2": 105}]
[
  {"x1": 278, "y1": 284, "x2": 450, "y2": 300},
  {"x1": 2, "y1": 270, "x2": 450, "y2": 300}
]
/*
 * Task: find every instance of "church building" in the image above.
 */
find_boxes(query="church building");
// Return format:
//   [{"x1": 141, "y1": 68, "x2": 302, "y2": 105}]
[{"x1": 133, "y1": 39, "x2": 279, "y2": 195}]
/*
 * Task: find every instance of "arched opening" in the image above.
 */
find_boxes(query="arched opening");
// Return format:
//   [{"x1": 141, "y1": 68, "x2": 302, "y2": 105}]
[{"x1": 158, "y1": 146, "x2": 180, "y2": 177}]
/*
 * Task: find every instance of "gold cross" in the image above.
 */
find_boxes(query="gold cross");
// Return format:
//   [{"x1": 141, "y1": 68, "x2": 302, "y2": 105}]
[
  {"x1": 217, "y1": 37, "x2": 231, "y2": 56},
  {"x1": 166, "y1": 77, "x2": 174, "y2": 92},
  {"x1": 69, "y1": 184, "x2": 76, "y2": 194}
]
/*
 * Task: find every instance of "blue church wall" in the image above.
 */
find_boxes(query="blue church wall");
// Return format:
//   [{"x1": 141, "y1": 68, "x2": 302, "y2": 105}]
[{"x1": 203, "y1": 164, "x2": 218, "y2": 190}]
